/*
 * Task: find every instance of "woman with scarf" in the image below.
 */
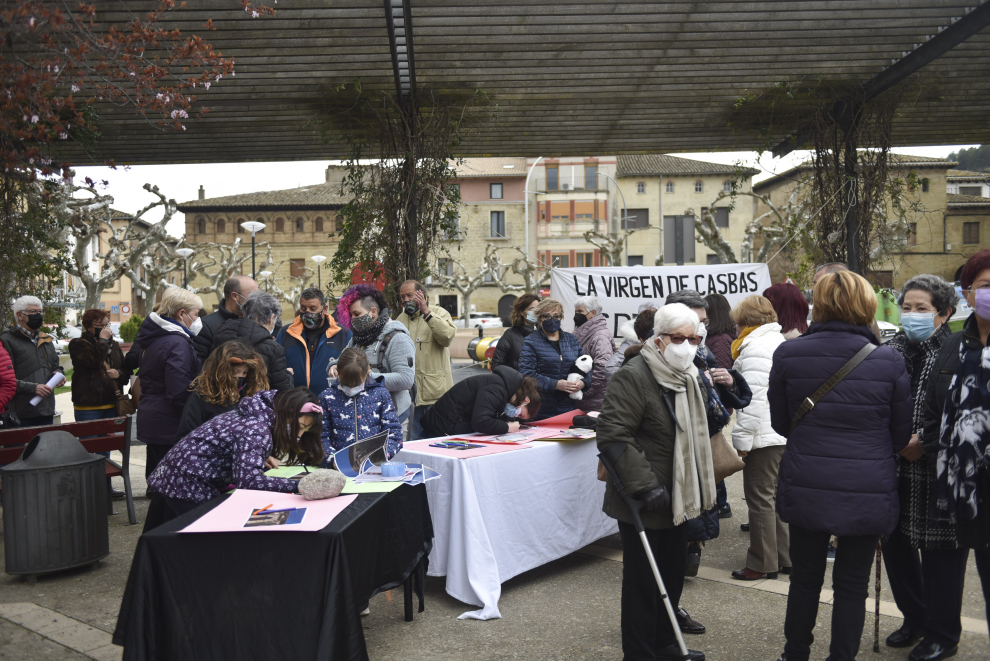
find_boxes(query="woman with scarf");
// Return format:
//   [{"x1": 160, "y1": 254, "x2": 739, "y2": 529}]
[
  {"x1": 597, "y1": 303, "x2": 713, "y2": 661},
  {"x1": 768, "y1": 271, "x2": 911, "y2": 661},
  {"x1": 878, "y1": 274, "x2": 965, "y2": 661},
  {"x1": 925, "y1": 249, "x2": 990, "y2": 656}
]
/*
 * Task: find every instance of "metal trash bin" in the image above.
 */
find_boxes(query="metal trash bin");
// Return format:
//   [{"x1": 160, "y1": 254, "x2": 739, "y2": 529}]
[{"x1": 1, "y1": 430, "x2": 109, "y2": 583}]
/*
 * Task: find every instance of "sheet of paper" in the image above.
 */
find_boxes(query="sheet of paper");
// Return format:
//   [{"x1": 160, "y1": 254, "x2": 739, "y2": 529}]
[
  {"x1": 341, "y1": 477, "x2": 404, "y2": 494},
  {"x1": 454, "y1": 427, "x2": 565, "y2": 443},
  {"x1": 178, "y1": 489, "x2": 358, "y2": 533},
  {"x1": 528, "y1": 410, "x2": 585, "y2": 428},
  {"x1": 403, "y1": 440, "x2": 532, "y2": 459}
]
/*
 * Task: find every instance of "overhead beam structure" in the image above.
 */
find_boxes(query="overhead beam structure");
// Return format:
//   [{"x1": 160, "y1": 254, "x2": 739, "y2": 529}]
[{"x1": 59, "y1": 1, "x2": 990, "y2": 165}]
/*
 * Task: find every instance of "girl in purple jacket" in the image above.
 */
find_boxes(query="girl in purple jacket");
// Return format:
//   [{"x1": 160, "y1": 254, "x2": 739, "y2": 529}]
[{"x1": 148, "y1": 388, "x2": 325, "y2": 521}]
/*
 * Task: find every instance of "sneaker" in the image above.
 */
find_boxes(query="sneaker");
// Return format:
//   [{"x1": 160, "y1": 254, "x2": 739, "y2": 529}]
[{"x1": 827, "y1": 541, "x2": 836, "y2": 563}]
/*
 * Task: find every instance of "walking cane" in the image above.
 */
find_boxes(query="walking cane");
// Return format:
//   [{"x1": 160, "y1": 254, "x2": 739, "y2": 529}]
[
  {"x1": 599, "y1": 443, "x2": 689, "y2": 657},
  {"x1": 874, "y1": 542, "x2": 882, "y2": 653}
]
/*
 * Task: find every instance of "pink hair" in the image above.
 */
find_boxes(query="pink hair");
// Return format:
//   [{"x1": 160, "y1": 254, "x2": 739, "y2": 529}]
[{"x1": 335, "y1": 283, "x2": 383, "y2": 330}]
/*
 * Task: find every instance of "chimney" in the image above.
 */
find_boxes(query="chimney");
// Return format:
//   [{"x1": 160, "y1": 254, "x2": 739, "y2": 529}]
[{"x1": 198, "y1": 185, "x2": 205, "y2": 200}]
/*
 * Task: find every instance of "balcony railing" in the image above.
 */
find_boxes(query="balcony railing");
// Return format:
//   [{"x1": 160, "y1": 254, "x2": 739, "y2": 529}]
[
  {"x1": 538, "y1": 219, "x2": 601, "y2": 239},
  {"x1": 532, "y1": 172, "x2": 611, "y2": 194}
]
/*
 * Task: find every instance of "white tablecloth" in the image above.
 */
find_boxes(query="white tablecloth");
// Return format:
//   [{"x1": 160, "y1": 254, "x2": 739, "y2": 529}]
[{"x1": 395, "y1": 438, "x2": 617, "y2": 619}]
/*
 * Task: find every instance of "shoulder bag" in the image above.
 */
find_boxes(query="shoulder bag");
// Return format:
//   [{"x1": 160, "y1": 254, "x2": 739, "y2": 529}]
[
  {"x1": 789, "y1": 343, "x2": 876, "y2": 434},
  {"x1": 106, "y1": 361, "x2": 137, "y2": 416}
]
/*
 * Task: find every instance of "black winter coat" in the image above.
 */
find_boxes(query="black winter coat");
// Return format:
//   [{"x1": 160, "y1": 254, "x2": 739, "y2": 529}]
[
  {"x1": 192, "y1": 303, "x2": 238, "y2": 361},
  {"x1": 421, "y1": 365, "x2": 524, "y2": 437},
  {"x1": 490, "y1": 324, "x2": 534, "y2": 371},
  {"x1": 172, "y1": 391, "x2": 238, "y2": 443},
  {"x1": 212, "y1": 318, "x2": 294, "y2": 391},
  {"x1": 68, "y1": 332, "x2": 131, "y2": 408}
]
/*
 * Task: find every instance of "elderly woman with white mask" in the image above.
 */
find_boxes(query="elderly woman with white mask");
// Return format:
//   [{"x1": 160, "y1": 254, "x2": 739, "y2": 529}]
[{"x1": 597, "y1": 302, "x2": 714, "y2": 661}]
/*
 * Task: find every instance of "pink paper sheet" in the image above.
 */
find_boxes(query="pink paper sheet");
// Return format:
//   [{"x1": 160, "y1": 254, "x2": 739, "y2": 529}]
[
  {"x1": 456, "y1": 427, "x2": 565, "y2": 443},
  {"x1": 178, "y1": 489, "x2": 358, "y2": 533},
  {"x1": 528, "y1": 410, "x2": 586, "y2": 428},
  {"x1": 403, "y1": 439, "x2": 532, "y2": 459}
]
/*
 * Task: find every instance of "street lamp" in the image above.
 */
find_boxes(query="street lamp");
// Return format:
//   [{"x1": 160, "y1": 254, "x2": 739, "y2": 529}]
[
  {"x1": 259, "y1": 270, "x2": 272, "y2": 293},
  {"x1": 175, "y1": 248, "x2": 194, "y2": 289},
  {"x1": 240, "y1": 221, "x2": 266, "y2": 279},
  {"x1": 311, "y1": 255, "x2": 327, "y2": 290}
]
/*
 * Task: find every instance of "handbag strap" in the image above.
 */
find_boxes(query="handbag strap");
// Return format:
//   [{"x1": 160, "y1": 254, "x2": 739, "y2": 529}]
[{"x1": 789, "y1": 342, "x2": 876, "y2": 434}]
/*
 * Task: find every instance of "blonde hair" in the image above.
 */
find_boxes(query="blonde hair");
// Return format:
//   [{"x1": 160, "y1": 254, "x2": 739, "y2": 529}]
[
  {"x1": 731, "y1": 295, "x2": 778, "y2": 328},
  {"x1": 812, "y1": 271, "x2": 877, "y2": 326},
  {"x1": 534, "y1": 297, "x2": 563, "y2": 318},
  {"x1": 157, "y1": 287, "x2": 204, "y2": 318}
]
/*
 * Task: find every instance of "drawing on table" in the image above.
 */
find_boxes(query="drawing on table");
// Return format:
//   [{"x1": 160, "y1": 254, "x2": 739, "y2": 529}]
[{"x1": 244, "y1": 507, "x2": 307, "y2": 527}]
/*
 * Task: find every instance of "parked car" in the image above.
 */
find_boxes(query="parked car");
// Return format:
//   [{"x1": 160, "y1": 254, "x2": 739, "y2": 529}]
[
  {"x1": 52, "y1": 326, "x2": 82, "y2": 354},
  {"x1": 875, "y1": 320, "x2": 899, "y2": 343},
  {"x1": 453, "y1": 312, "x2": 505, "y2": 330}
]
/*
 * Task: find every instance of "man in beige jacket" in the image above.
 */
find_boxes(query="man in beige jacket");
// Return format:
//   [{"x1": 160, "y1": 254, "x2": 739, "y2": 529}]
[{"x1": 397, "y1": 280, "x2": 457, "y2": 439}]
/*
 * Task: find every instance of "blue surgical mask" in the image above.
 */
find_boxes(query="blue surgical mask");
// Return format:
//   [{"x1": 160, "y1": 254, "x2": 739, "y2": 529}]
[
  {"x1": 504, "y1": 402, "x2": 523, "y2": 418},
  {"x1": 339, "y1": 383, "x2": 365, "y2": 397},
  {"x1": 525, "y1": 311, "x2": 538, "y2": 324},
  {"x1": 900, "y1": 312, "x2": 937, "y2": 343}
]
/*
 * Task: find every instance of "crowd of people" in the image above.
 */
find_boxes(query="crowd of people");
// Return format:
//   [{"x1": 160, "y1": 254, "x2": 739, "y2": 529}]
[{"x1": 2, "y1": 249, "x2": 990, "y2": 661}]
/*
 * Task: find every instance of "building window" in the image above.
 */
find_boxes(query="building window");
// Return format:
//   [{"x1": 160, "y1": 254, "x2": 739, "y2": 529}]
[
  {"x1": 627, "y1": 256, "x2": 644, "y2": 267},
  {"x1": 314, "y1": 217, "x2": 324, "y2": 233},
  {"x1": 694, "y1": 181, "x2": 703, "y2": 193},
  {"x1": 216, "y1": 218, "x2": 226, "y2": 233},
  {"x1": 289, "y1": 258, "x2": 306, "y2": 278},
  {"x1": 636, "y1": 182, "x2": 646, "y2": 194},
  {"x1": 664, "y1": 215, "x2": 697, "y2": 265},
  {"x1": 551, "y1": 253, "x2": 569, "y2": 268},
  {"x1": 490, "y1": 211, "x2": 506, "y2": 238},
  {"x1": 438, "y1": 259, "x2": 453, "y2": 277},
  {"x1": 624, "y1": 208, "x2": 650, "y2": 230},
  {"x1": 921, "y1": 180, "x2": 930, "y2": 193},
  {"x1": 907, "y1": 222, "x2": 917, "y2": 246},
  {"x1": 546, "y1": 165, "x2": 559, "y2": 191},
  {"x1": 963, "y1": 222, "x2": 980, "y2": 245},
  {"x1": 196, "y1": 217, "x2": 206, "y2": 234},
  {"x1": 702, "y1": 207, "x2": 730, "y2": 228},
  {"x1": 575, "y1": 252, "x2": 594, "y2": 267},
  {"x1": 237, "y1": 218, "x2": 245, "y2": 233},
  {"x1": 723, "y1": 180, "x2": 732, "y2": 193},
  {"x1": 275, "y1": 217, "x2": 285, "y2": 232},
  {"x1": 295, "y1": 218, "x2": 304, "y2": 233},
  {"x1": 585, "y1": 164, "x2": 598, "y2": 190},
  {"x1": 490, "y1": 183, "x2": 503, "y2": 199},
  {"x1": 960, "y1": 186, "x2": 983, "y2": 196},
  {"x1": 666, "y1": 181, "x2": 674, "y2": 193}
]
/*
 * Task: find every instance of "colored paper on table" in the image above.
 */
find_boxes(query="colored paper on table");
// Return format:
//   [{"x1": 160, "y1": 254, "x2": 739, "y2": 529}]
[
  {"x1": 178, "y1": 489, "x2": 358, "y2": 533},
  {"x1": 341, "y1": 477, "x2": 405, "y2": 494},
  {"x1": 244, "y1": 507, "x2": 307, "y2": 527},
  {"x1": 458, "y1": 427, "x2": 565, "y2": 443},
  {"x1": 403, "y1": 439, "x2": 532, "y2": 459},
  {"x1": 534, "y1": 429, "x2": 597, "y2": 441},
  {"x1": 406, "y1": 464, "x2": 442, "y2": 485},
  {"x1": 265, "y1": 466, "x2": 320, "y2": 479},
  {"x1": 333, "y1": 431, "x2": 389, "y2": 478},
  {"x1": 528, "y1": 410, "x2": 585, "y2": 428}
]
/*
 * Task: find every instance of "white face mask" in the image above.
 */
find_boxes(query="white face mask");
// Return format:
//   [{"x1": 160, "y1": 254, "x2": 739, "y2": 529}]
[
  {"x1": 660, "y1": 337, "x2": 698, "y2": 372},
  {"x1": 187, "y1": 315, "x2": 203, "y2": 336},
  {"x1": 697, "y1": 324, "x2": 708, "y2": 347}
]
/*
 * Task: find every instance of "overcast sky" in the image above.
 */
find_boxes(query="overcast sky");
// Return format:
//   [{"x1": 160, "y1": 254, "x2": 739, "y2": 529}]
[{"x1": 73, "y1": 144, "x2": 977, "y2": 239}]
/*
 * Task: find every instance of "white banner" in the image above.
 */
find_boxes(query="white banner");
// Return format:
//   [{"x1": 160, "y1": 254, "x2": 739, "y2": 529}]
[{"x1": 550, "y1": 263, "x2": 772, "y2": 337}]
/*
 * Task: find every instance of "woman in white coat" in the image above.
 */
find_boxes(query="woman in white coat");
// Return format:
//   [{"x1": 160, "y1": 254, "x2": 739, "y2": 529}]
[{"x1": 730, "y1": 295, "x2": 790, "y2": 581}]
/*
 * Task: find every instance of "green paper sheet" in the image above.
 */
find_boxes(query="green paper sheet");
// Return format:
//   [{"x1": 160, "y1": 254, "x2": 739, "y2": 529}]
[{"x1": 265, "y1": 466, "x2": 404, "y2": 493}]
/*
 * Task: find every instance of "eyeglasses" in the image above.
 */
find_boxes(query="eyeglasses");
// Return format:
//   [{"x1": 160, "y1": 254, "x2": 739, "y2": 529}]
[
  {"x1": 539, "y1": 314, "x2": 563, "y2": 321},
  {"x1": 662, "y1": 333, "x2": 702, "y2": 346}
]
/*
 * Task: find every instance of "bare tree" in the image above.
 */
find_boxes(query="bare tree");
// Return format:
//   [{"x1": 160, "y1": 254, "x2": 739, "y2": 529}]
[
  {"x1": 484, "y1": 244, "x2": 551, "y2": 294},
  {"x1": 583, "y1": 227, "x2": 653, "y2": 267},
  {"x1": 261, "y1": 259, "x2": 315, "y2": 308},
  {"x1": 186, "y1": 239, "x2": 273, "y2": 303},
  {"x1": 436, "y1": 255, "x2": 493, "y2": 325}
]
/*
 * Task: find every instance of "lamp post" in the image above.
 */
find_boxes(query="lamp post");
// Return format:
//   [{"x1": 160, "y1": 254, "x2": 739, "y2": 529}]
[
  {"x1": 259, "y1": 270, "x2": 272, "y2": 293},
  {"x1": 175, "y1": 248, "x2": 195, "y2": 289},
  {"x1": 240, "y1": 221, "x2": 266, "y2": 279},
  {"x1": 311, "y1": 255, "x2": 327, "y2": 290}
]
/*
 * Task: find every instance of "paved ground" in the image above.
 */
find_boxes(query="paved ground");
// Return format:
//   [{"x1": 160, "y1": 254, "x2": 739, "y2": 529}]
[{"x1": 1, "y1": 360, "x2": 986, "y2": 659}]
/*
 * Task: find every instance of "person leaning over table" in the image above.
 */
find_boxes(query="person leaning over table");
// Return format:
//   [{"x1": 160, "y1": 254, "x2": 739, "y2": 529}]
[
  {"x1": 147, "y1": 387, "x2": 325, "y2": 523},
  {"x1": 518, "y1": 297, "x2": 590, "y2": 420},
  {"x1": 396, "y1": 279, "x2": 457, "y2": 440},
  {"x1": 924, "y1": 249, "x2": 990, "y2": 651},
  {"x1": 490, "y1": 293, "x2": 541, "y2": 372},
  {"x1": 419, "y1": 365, "x2": 542, "y2": 438},
  {"x1": 597, "y1": 302, "x2": 714, "y2": 661},
  {"x1": 572, "y1": 295, "x2": 615, "y2": 413}
]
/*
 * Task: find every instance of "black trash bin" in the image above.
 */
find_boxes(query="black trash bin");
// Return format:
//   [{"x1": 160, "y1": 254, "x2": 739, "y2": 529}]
[{"x1": 1, "y1": 430, "x2": 109, "y2": 583}]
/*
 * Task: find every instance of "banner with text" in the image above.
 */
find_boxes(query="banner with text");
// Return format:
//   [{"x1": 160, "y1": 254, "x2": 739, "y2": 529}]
[{"x1": 550, "y1": 264, "x2": 772, "y2": 337}]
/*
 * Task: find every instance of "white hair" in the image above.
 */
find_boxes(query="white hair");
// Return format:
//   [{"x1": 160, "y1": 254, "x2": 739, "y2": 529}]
[
  {"x1": 654, "y1": 302, "x2": 700, "y2": 336},
  {"x1": 638, "y1": 300, "x2": 660, "y2": 314},
  {"x1": 575, "y1": 295, "x2": 602, "y2": 315},
  {"x1": 11, "y1": 295, "x2": 43, "y2": 314}
]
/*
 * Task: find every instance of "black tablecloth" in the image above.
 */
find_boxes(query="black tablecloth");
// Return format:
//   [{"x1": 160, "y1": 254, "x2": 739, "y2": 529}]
[{"x1": 113, "y1": 484, "x2": 433, "y2": 661}]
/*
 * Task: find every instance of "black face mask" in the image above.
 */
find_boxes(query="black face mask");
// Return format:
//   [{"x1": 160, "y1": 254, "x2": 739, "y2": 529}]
[
  {"x1": 237, "y1": 376, "x2": 247, "y2": 391},
  {"x1": 402, "y1": 301, "x2": 419, "y2": 317},
  {"x1": 573, "y1": 313, "x2": 588, "y2": 328},
  {"x1": 25, "y1": 313, "x2": 43, "y2": 330},
  {"x1": 300, "y1": 310, "x2": 323, "y2": 330}
]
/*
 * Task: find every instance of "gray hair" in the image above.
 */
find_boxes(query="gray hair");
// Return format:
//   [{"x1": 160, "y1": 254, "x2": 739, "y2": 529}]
[
  {"x1": 665, "y1": 289, "x2": 708, "y2": 312},
  {"x1": 654, "y1": 302, "x2": 700, "y2": 336},
  {"x1": 897, "y1": 274, "x2": 958, "y2": 316},
  {"x1": 574, "y1": 295, "x2": 602, "y2": 314},
  {"x1": 11, "y1": 295, "x2": 43, "y2": 314},
  {"x1": 242, "y1": 291, "x2": 282, "y2": 326},
  {"x1": 638, "y1": 300, "x2": 660, "y2": 314}
]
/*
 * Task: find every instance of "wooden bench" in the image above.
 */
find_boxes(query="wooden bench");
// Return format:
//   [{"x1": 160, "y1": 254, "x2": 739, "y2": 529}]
[{"x1": 0, "y1": 416, "x2": 138, "y2": 525}]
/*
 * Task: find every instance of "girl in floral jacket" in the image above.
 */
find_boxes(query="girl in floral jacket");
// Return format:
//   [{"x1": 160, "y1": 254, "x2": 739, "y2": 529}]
[{"x1": 319, "y1": 348, "x2": 403, "y2": 464}]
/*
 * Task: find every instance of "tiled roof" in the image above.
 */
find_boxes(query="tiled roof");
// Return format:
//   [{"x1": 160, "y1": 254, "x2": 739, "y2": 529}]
[
  {"x1": 947, "y1": 169, "x2": 990, "y2": 180},
  {"x1": 454, "y1": 158, "x2": 529, "y2": 178},
  {"x1": 617, "y1": 154, "x2": 759, "y2": 178},
  {"x1": 755, "y1": 153, "x2": 958, "y2": 191},
  {"x1": 947, "y1": 193, "x2": 990, "y2": 206},
  {"x1": 177, "y1": 182, "x2": 348, "y2": 212},
  {"x1": 886, "y1": 154, "x2": 958, "y2": 167}
]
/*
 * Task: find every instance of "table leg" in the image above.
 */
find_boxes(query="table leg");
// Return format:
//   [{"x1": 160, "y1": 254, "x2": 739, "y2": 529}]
[{"x1": 404, "y1": 573, "x2": 414, "y2": 622}]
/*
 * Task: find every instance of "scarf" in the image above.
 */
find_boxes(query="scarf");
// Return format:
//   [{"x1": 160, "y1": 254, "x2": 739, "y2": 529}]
[
  {"x1": 936, "y1": 321, "x2": 990, "y2": 524},
  {"x1": 641, "y1": 338, "x2": 716, "y2": 525},
  {"x1": 887, "y1": 324, "x2": 949, "y2": 434},
  {"x1": 730, "y1": 325, "x2": 757, "y2": 360},
  {"x1": 351, "y1": 312, "x2": 389, "y2": 347}
]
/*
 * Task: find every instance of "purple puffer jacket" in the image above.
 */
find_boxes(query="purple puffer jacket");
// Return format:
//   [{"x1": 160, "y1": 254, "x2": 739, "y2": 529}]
[
  {"x1": 134, "y1": 313, "x2": 202, "y2": 445},
  {"x1": 148, "y1": 390, "x2": 298, "y2": 504},
  {"x1": 767, "y1": 320, "x2": 912, "y2": 537}
]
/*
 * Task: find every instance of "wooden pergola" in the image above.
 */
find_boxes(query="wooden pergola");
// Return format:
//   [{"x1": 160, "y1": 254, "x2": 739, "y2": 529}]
[{"x1": 73, "y1": 0, "x2": 990, "y2": 164}]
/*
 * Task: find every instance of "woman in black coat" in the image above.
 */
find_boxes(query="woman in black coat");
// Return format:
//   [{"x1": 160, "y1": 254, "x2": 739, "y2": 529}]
[
  {"x1": 490, "y1": 293, "x2": 540, "y2": 371},
  {"x1": 212, "y1": 291, "x2": 293, "y2": 391},
  {"x1": 420, "y1": 366, "x2": 541, "y2": 438}
]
